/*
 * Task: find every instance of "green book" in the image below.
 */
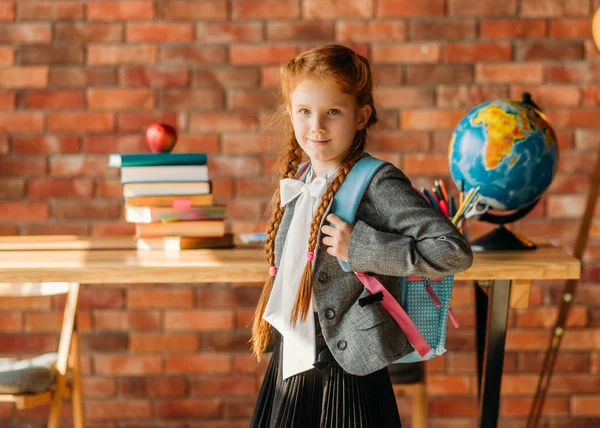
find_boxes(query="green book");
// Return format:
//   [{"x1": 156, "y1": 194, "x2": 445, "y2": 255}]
[{"x1": 108, "y1": 153, "x2": 208, "y2": 168}]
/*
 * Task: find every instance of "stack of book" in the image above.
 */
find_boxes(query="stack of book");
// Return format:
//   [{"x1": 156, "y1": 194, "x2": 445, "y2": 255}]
[{"x1": 108, "y1": 152, "x2": 233, "y2": 250}]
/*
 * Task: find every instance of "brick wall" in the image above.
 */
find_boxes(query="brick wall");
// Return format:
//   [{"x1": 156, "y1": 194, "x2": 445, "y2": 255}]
[{"x1": 0, "y1": 0, "x2": 599, "y2": 426}]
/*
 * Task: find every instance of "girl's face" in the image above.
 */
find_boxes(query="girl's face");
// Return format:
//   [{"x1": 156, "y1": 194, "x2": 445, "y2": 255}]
[{"x1": 289, "y1": 79, "x2": 371, "y2": 177}]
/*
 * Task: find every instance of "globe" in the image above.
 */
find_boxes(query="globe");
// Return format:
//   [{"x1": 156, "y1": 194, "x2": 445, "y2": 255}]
[{"x1": 449, "y1": 94, "x2": 559, "y2": 251}]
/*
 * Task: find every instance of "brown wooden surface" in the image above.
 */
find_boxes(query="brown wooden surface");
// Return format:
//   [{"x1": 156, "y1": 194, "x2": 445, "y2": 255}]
[{"x1": 0, "y1": 236, "x2": 580, "y2": 285}]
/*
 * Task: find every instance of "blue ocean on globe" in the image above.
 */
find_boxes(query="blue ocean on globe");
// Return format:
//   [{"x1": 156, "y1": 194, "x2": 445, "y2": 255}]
[{"x1": 449, "y1": 99, "x2": 559, "y2": 211}]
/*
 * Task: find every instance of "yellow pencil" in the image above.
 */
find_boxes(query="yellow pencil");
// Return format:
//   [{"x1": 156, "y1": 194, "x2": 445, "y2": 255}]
[{"x1": 451, "y1": 188, "x2": 475, "y2": 225}]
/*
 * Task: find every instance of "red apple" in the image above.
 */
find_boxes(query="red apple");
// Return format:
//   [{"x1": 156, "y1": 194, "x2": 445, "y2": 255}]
[{"x1": 146, "y1": 123, "x2": 177, "y2": 153}]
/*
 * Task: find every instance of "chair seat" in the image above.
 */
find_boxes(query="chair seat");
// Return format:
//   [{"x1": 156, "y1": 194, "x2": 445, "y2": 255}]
[
  {"x1": 388, "y1": 361, "x2": 425, "y2": 385},
  {"x1": 0, "y1": 353, "x2": 58, "y2": 394}
]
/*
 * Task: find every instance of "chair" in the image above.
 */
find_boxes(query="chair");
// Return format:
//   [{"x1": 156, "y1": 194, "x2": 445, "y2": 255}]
[
  {"x1": 0, "y1": 282, "x2": 84, "y2": 428},
  {"x1": 389, "y1": 361, "x2": 428, "y2": 428}
]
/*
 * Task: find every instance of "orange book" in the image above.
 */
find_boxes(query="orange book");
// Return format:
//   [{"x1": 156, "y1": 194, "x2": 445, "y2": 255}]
[
  {"x1": 135, "y1": 220, "x2": 225, "y2": 238},
  {"x1": 125, "y1": 194, "x2": 213, "y2": 208},
  {"x1": 136, "y1": 234, "x2": 234, "y2": 250}
]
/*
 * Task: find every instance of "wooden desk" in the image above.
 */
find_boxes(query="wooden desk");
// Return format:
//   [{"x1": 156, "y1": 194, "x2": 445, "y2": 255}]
[{"x1": 0, "y1": 236, "x2": 581, "y2": 428}]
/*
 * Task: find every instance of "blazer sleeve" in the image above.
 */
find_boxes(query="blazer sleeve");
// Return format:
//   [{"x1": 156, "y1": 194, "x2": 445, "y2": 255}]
[{"x1": 347, "y1": 164, "x2": 473, "y2": 277}]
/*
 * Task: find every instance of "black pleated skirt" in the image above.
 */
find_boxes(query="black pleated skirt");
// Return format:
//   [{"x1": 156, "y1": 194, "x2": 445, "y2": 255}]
[{"x1": 250, "y1": 314, "x2": 402, "y2": 428}]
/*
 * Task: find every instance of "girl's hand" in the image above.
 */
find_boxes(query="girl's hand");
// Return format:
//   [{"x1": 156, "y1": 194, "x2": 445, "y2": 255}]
[{"x1": 321, "y1": 213, "x2": 353, "y2": 262}]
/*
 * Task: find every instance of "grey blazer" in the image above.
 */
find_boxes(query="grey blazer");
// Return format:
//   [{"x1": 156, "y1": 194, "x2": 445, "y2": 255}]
[{"x1": 273, "y1": 159, "x2": 473, "y2": 376}]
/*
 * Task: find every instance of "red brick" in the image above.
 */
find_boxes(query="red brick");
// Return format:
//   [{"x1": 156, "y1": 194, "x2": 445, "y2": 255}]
[
  {"x1": 84, "y1": 400, "x2": 152, "y2": 420},
  {"x1": 20, "y1": 223, "x2": 88, "y2": 236},
  {"x1": 406, "y1": 64, "x2": 473, "y2": 85},
  {"x1": 521, "y1": 0, "x2": 589, "y2": 17},
  {"x1": 503, "y1": 397, "x2": 569, "y2": 417},
  {"x1": 444, "y1": 42, "x2": 512, "y2": 62},
  {"x1": 160, "y1": 90, "x2": 224, "y2": 110},
  {"x1": 571, "y1": 395, "x2": 600, "y2": 417},
  {"x1": 0, "y1": 112, "x2": 44, "y2": 132},
  {"x1": 230, "y1": 45, "x2": 296, "y2": 65},
  {"x1": 49, "y1": 154, "x2": 117, "y2": 176},
  {"x1": 372, "y1": 43, "x2": 440, "y2": 64},
  {"x1": 0, "y1": 178, "x2": 24, "y2": 199},
  {"x1": 49, "y1": 67, "x2": 117, "y2": 87},
  {"x1": 55, "y1": 23, "x2": 123, "y2": 42},
  {"x1": 0, "y1": 134, "x2": 7, "y2": 153},
  {"x1": 94, "y1": 310, "x2": 161, "y2": 331},
  {"x1": 155, "y1": 399, "x2": 223, "y2": 419},
  {"x1": 190, "y1": 113, "x2": 258, "y2": 132},
  {"x1": 87, "y1": 88, "x2": 154, "y2": 110},
  {"x1": 232, "y1": 0, "x2": 300, "y2": 19},
  {"x1": 475, "y1": 63, "x2": 543, "y2": 83},
  {"x1": 207, "y1": 156, "x2": 262, "y2": 178},
  {"x1": 0, "y1": 225, "x2": 18, "y2": 235},
  {"x1": 128, "y1": 289, "x2": 193, "y2": 309},
  {"x1": 546, "y1": 108, "x2": 600, "y2": 128},
  {"x1": 0, "y1": 294, "x2": 51, "y2": 310},
  {"x1": 303, "y1": 0, "x2": 373, "y2": 18},
  {"x1": 426, "y1": 375, "x2": 472, "y2": 395},
  {"x1": 146, "y1": 377, "x2": 188, "y2": 397},
  {"x1": 20, "y1": 45, "x2": 84, "y2": 65},
  {"x1": 509, "y1": 85, "x2": 580, "y2": 107},
  {"x1": 378, "y1": 0, "x2": 444, "y2": 16},
  {"x1": 410, "y1": 20, "x2": 476, "y2": 40},
  {"x1": 157, "y1": 0, "x2": 227, "y2": 20},
  {"x1": 192, "y1": 68, "x2": 259, "y2": 89},
  {"x1": 87, "y1": 1, "x2": 154, "y2": 20},
  {"x1": 550, "y1": 19, "x2": 593, "y2": 39},
  {"x1": 547, "y1": 64, "x2": 600, "y2": 83},
  {"x1": 165, "y1": 355, "x2": 232, "y2": 374},
  {"x1": 0, "y1": 157, "x2": 47, "y2": 176},
  {"x1": 436, "y1": 85, "x2": 509, "y2": 108},
  {"x1": 0, "y1": 202, "x2": 48, "y2": 221},
  {"x1": 0, "y1": 23, "x2": 50, "y2": 44},
  {"x1": 25, "y1": 311, "x2": 92, "y2": 333},
  {"x1": 260, "y1": 66, "x2": 281, "y2": 88},
  {"x1": 0, "y1": 2, "x2": 14, "y2": 21},
  {"x1": 369, "y1": 132, "x2": 430, "y2": 152},
  {"x1": 127, "y1": 23, "x2": 194, "y2": 42},
  {"x1": 0, "y1": 313, "x2": 22, "y2": 332},
  {"x1": 24, "y1": 90, "x2": 84, "y2": 109},
  {"x1": 82, "y1": 377, "x2": 116, "y2": 398},
  {"x1": 593, "y1": 352, "x2": 600, "y2": 372},
  {"x1": 269, "y1": 21, "x2": 334, "y2": 41},
  {"x1": 0, "y1": 333, "x2": 57, "y2": 353},
  {"x1": 83, "y1": 134, "x2": 145, "y2": 153},
  {"x1": 235, "y1": 178, "x2": 277, "y2": 197},
  {"x1": 519, "y1": 352, "x2": 589, "y2": 373},
  {"x1": 51, "y1": 200, "x2": 121, "y2": 220},
  {"x1": 117, "y1": 112, "x2": 181, "y2": 131},
  {"x1": 191, "y1": 377, "x2": 257, "y2": 396},
  {"x1": 164, "y1": 309, "x2": 234, "y2": 331},
  {"x1": 517, "y1": 41, "x2": 584, "y2": 61},
  {"x1": 13, "y1": 135, "x2": 78, "y2": 154},
  {"x1": 374, "y1": 87, "x2": 434, "y2": 108},
  {"x1": 517, "y1": 306, "x2": 588, "y2": 327},
  {"x1": 480, "y1": 19, "x2": 547, "y2": 38},
  {"x1": 120, "y1": 67, "x2": 189, "y2": 87},
  {"x1": 583, "y1": 86, "x2": 600, "y2": 106},
  {"x1": 18, "y1": 1, "x2": 84, "y2": 20},
  {"x1": 430, "y1": 397, "x2": 477, "y2": 417},
  {"x1": 0, "y1": 46, "x2": 13, "y2": 65},
  {"x1": 228, "y1": 89, "x2": 278, "y2": 110},
  {"x1": 173, "y1": 135, "x2": 220, "y2": 153},
  {"x1": 222, "y1": 134, "x2": 279, "y2": 155},
  {"x1": 448, "y1": 0, "x2": 517, "y2": 16},
  {"x1": 160, "y1": 45, "x2": 227, "y2": 64},
  {"x1": 48, "y1": 113, "x2": 114, "y2": 132},
  {"x1": 336, "y1": 21, "x2": 405, "y2": 42},
  {"x1": 28, "y1": 178, "x2": 93, "y2": 198},
  {"x1": 94, "y1": 356, "x2": 162, "y2": 375},
  {"x1": 88, "y1": 45, "x2": 157, "y2": 65},
  {"x1": 130, "y1": 333, "x2": 199, "y2": 353},
  {"x1": 401, "y1": 109, "x2": 467, "y2": 131}
]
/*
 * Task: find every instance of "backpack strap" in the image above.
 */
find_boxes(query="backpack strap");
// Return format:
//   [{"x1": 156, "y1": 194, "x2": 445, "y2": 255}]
[{"x1": 331, "y1": 155, "x2": 390, "y2": 272}]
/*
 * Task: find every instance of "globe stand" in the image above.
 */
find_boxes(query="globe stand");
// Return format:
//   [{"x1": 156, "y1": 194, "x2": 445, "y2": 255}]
[{"x1": 470, "y1": 199, "x2": 539, "y2": 252}]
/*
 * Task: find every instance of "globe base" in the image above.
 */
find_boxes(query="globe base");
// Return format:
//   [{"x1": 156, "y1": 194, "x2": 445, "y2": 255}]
[{"x1": 470, "y1": 225, "x2": 536, "y2": 252}]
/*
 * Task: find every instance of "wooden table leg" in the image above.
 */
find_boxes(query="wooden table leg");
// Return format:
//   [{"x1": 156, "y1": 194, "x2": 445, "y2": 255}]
[{"x1": 475, "y1": 280, "x2": 511, "y2": 428}]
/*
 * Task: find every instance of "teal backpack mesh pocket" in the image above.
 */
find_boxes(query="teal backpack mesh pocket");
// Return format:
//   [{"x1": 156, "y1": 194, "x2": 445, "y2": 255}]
[{"x1": 394, "y1": 275, "x2": 457, "y2": 363}]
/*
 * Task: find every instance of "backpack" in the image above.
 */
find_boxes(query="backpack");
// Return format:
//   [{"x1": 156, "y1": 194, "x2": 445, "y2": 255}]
[{"x1": 329, "y1": 154, "x2": 460, "y2": 363}]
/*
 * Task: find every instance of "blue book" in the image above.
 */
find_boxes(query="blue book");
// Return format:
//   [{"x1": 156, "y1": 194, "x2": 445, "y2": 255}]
[{"x1": 108, "y1": 153, "x2": 208, "y2": 168}]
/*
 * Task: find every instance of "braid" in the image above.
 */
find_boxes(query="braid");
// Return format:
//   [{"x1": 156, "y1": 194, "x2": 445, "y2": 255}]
[
  {"x1": 251, "y1": 130, "x2": 303, "y2": 360},
  {"x1": 290, "y1": 148, "x2": 364, "y2": 325}
]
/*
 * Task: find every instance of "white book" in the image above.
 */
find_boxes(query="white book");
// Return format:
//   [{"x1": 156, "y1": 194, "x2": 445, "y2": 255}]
[
  {"x1": 122, "y1": 181, "x2": 211, "y2": 197},
  {"x1": 120, "y1": 165, "x2": 209, "y2": 184}
]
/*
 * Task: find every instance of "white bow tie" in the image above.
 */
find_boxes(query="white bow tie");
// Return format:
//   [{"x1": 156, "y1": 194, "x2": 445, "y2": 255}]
[{"x1": 280, "y1": 175, "x2": 328, "y2": 207}]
